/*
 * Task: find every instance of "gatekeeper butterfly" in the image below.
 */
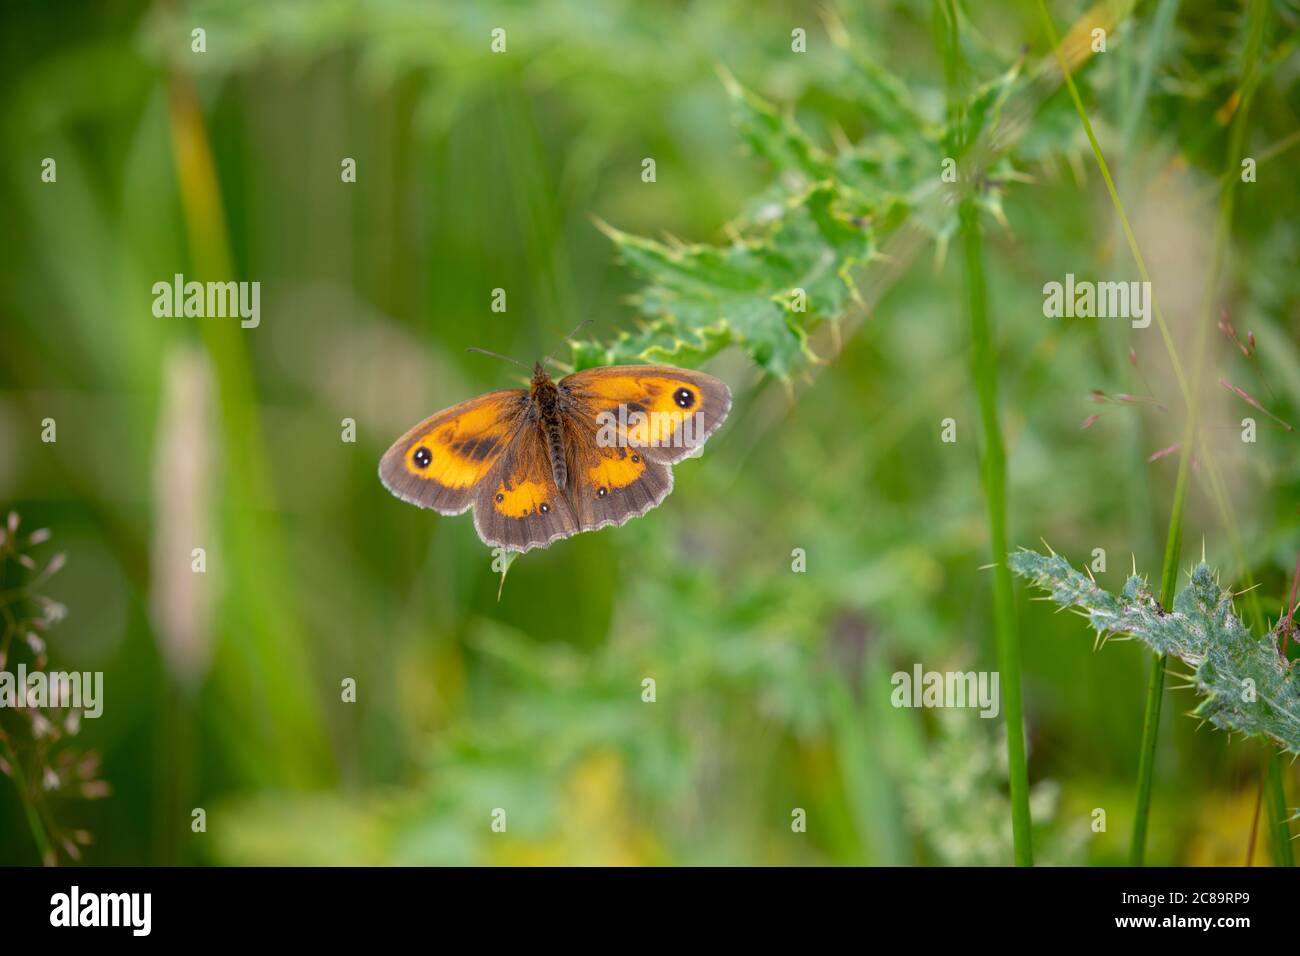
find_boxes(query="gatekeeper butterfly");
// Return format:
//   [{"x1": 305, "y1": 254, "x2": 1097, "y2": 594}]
[{"x1": 379, "y1": 357, "x2": 731, "y2": 552}]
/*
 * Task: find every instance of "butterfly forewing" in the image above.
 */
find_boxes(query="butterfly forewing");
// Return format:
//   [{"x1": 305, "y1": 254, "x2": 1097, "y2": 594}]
[
  {"x1": 559, "y1": 365, "x2": 732, "y2": 464},
  {"x1": 378, "y1": 389, "x2": 527, "y2": 515}
]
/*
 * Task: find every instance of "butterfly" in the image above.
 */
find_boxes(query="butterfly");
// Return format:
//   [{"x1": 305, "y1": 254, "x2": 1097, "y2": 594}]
[{"x1": 379, "y1": 361, "x2": 731, "y2": 552}]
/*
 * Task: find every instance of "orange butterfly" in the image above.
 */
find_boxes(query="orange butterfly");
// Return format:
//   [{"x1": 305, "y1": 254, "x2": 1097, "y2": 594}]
[{"x1": 379, "y1": 361, "x2": 731, "y2": 552}]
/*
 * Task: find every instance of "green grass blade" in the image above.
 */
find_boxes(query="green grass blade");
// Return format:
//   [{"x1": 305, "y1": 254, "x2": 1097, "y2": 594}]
[
  {"x1": 962, "y1": 199, "x2": 1033, "y2": 865},
  {"x1": 940, "y1": 0, "x2": 1032, "y2": 865},
  {"x1": 1267, "y1": 752, "x2": 1295, "y2": 867}
]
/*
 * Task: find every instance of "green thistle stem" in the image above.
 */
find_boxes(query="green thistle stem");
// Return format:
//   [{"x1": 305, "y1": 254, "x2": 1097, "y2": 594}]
[
  {"x1": 939, "y1": 0, "x2": 1032, "y2": 866},
  {"x1": 962, "y1": 200, "x2": 1033, "y2": 865}
]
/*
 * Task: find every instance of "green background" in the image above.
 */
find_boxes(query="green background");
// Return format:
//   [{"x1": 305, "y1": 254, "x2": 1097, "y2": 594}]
[{"x1": 1, "y1": 0, "x2": 1297, "y2": 865}]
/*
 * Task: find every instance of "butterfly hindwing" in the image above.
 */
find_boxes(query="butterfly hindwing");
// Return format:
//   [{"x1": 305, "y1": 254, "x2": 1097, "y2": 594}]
[
  {"x1": 472, "y1": 427, "x2": 581, "y2": 552},
  {"x1": 378, "y1": 389, "x2": 527, "y2": 514},
  {"x1": 565, "y1": 438, "x2": 675, "y2": 533}
]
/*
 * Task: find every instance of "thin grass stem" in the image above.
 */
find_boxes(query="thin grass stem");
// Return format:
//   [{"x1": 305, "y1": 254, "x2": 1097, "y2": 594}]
[{"x1": 941, "y1": 0, "x2": 1032, "y2": 865}]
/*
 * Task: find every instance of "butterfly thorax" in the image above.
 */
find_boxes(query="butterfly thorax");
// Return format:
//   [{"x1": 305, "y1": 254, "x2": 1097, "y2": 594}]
[{"x1": 529, "y1": 362, "x2": 568, "y2": 490}]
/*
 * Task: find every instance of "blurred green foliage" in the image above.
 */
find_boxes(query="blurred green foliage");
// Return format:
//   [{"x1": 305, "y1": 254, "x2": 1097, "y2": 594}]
[{"x1": 0, "y1": 0, "x2": 1298, "y2": 866}]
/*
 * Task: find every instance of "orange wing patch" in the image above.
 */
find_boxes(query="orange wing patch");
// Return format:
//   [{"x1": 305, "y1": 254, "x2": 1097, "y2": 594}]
[
  {"x1": 474, "y1": 439, "x2": 581, "y2": 552},
  {"x1": 569, "y1": 373, "x2": 702, "y2": 447},
  {"x1": 572, "y1": 373, "x2": 698, "y2": 418},
  {"x1": 623, "y1": 407, "x2": 689, "y2": 447},
  {"x1": 586, "y1": 446, "x2": 647, "y2": 494},
  {"x1": 405, "y1": 400, "x2": 513, "y2": 488},
  {"x1": 561, "y1": 366, "x2": 729, "y2": 464},
  {"x1": 492, "y1": 475, "x2": 556, "y2": 518},
  {"x1": 379, "y1": 389, "x2": 526, "y2": 516}
]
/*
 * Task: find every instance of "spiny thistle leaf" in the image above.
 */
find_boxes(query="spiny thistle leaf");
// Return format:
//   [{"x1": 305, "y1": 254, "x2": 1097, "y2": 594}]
[
  {"x1": 725, "y1": 75, "x2": 834, "y2": 183},
  {"x1": 589, "y1": 196, "x2": 868, "y2": 377},
  {"x1": 587, "y1": 80, "x2": 911, "y2": 379},
  {"x1": 588, "y1": 45, "x2": 1083, "y2": 380},
  {"x1": 1009, "y1": 549, "x2": 1300, "y2": 754}
]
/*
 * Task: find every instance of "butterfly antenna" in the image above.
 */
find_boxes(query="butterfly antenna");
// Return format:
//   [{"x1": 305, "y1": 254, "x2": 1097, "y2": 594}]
[
  {"x1": 542, "y1": 319, "x2": 594, "y2": 368},
  {"x1": 465, "y1": 347, "x2": 530, "y2": 370}
]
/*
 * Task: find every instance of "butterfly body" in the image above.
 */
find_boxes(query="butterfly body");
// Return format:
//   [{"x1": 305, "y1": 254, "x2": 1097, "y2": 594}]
[
  {"x1": 380, "y1": 363, "x2": 731, "y2": 552},
  {"x1": 527, "y1": 364, "x2": 570, "y2": 489}
]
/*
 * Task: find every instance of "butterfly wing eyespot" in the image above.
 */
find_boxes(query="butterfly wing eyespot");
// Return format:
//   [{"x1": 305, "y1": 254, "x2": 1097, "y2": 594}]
[{"x1": 379, "y1": 389, "x2": 527, "y2": 515}]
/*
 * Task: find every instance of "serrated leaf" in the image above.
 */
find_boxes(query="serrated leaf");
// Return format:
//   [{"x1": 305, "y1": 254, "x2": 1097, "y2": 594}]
[
  {"x1": 593, "y1": 209, "x2": 866, "y2": 378},
  {"x1": 842, "y1": 51, "x2": 931, "y2": 141},
  {"x1": 725, "y1": 78, "x2": 834, "y2": 184},
  {"x1": 596, "y1": 45, "x2": 1087, "y2": 379}
]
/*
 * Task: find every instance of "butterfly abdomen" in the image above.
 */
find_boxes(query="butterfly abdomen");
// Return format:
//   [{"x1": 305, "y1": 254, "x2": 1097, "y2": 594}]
[
  {"x1": 546, "y1": 421, "x2": 567, "y2": 489},
  {"x1": 530, "y1": 375, "x2": 569, "y2": 490}
]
